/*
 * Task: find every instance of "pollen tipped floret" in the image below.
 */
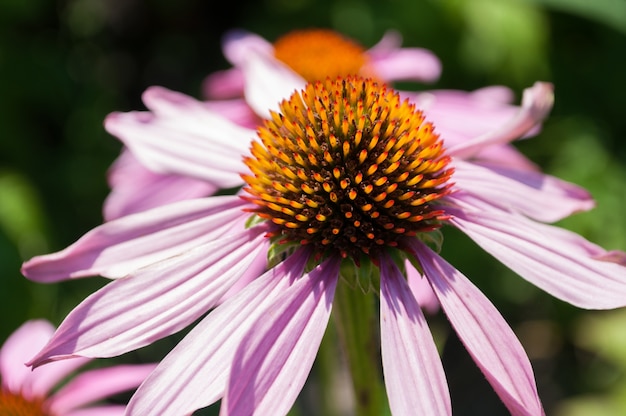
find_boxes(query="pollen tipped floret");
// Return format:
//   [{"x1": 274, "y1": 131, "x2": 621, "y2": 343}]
[{"x1": 242, "y1": 76, "x2": 454, "y2": 259}]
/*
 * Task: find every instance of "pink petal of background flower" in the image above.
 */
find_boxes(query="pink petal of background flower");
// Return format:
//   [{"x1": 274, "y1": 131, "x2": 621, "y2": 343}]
[{"x1": 1, "y1": 320, "x2": 155, "y2": 415}]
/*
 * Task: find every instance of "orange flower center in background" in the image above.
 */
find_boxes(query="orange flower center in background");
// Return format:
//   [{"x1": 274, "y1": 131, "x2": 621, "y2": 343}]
[
  {"x1": 0, "y1": 390, "x2": 49, "y2": 416},
  {"x1": 242, "y1": 76, "x2": 454, "y2": 260},
  {"x1": 273, "y1": 29, "x2": 374, "y2": 82}
]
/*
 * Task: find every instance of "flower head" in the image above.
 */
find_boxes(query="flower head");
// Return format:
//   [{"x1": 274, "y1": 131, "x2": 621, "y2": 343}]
[
  {"x1": 20, "y1": 66, "x2": 626, "y2": 416},
  {"x1": 103, "y1": 29, "x2": 442, "y2": 222},
  {"x1": 0, "y1": 320, "x2": 154, "y2": 416},
  {"x1": 243, "y1": 77, "x2": 454, "y2": 259}
]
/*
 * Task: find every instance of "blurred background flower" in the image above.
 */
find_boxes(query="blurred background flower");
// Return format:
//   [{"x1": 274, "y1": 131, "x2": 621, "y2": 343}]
[
  {"x1": 1, "y1": 0, "x2": 625, "y2": 415},
  {"x1": 0, "y1": 319, "x2": 155, "y2": 415}
]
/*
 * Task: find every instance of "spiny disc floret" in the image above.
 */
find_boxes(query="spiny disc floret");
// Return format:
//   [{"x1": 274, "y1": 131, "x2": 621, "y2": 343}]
[{"x1": 243, "y1": 76, "x2": 454, "y2": 259}]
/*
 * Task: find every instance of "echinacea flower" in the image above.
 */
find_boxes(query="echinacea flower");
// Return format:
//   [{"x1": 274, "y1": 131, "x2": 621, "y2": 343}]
[
  {"x1": 0, "y1": 319, "x2": 154, "y2": 416},
  {"x1": 203, "y1": 28, "x2": 442, "y2": 100},
  {"x1": 103, "y1": 28, "x2": 550, "y2": 226},
  {"x1": 21, "y1": 71, "x2": 626, "y2": 416},
  {"x1": 104, "y1": 28, "x2": 443, "y2": 221}
]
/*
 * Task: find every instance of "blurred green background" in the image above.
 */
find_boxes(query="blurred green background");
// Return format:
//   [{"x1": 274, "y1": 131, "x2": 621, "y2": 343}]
[{"x1": 1, "y1": 0, "x2": 625, "y2": 415}]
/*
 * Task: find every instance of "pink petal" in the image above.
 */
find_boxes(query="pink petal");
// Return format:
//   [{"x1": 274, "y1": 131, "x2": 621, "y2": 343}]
[
  {"x1": 1, "y1": 320, "x2": 55, "y2": 394},
  {"x1": 452, "y1": 159, "x2": 594, "y2": 222},
  {"x1": 104, "y1": 87, "x2": 252, "y2": 189},
  {"x1": 204, "y1": 29, "x2": 298, "y2": 102},
  {"x1": 409, "y1": 85, "x2": 541, "y2": 170},
  {"x1": 203, "y1": 98, "x2": 261, "y2": 129},
  {"x1": 411, "y1": 86, "x2": 518, "y2": 147},
  {"x1": 221, "y1": 29, "x2": 274, "y2": 67},
  {"x1": 1, "y1": 320, "x2": 91, "y2": 400},
  {"x1": 64, "y1": 406, "x2": 126, "y2": 416},
  {"x1": 218, "y1": 29, "x2": 305, "y2": 118},
  {"x1": 24, "y1": 357, "x2": 90, "y2": 401},
  {"x1": 465, "y1": 85, "x2": 516, "y2": 104},
  {"x1": 448, "y1": 200, "x2": 626, "y2": 309},
  {"x1": 405, "y1": 259, "x2": 440, "y2": 314},
  {"x1": 202, "y1": 68, "x2": 246, "y2": 99},
  {"x1": 471, "y1": 144, "x2": 539, "y2": 172},
  {"x1": 595, "y1": 250, "x2": 626, "y2": 265},
  {"x1": 367, "y1": 31, "x2": 441, "y2": 83},
  {"x1": 379, "y1": 256, "x2": 451, "y2": 415},
  {"x1": 411, "y1": 241, "x2": 544, "y2": 416},
  {"x1": 240, "y1": 49, "x2": 306, "y2": 119},
  {"x1": 222, "y1": 255, "x2": 340, "y2": 416},
  {"x1": 49, "y1": 364, "x2": 156, "y2": 414},
  {"x1": 447, "y1": 82, "x2": 554, "y2": 159},
  {"x1": 104, "y1": 150, "x2": 217, "y2": 221},
  {"x1": 28, "y1": 226, "x2": 269, "y2": 365},
  {"x1": 126, "y1": 249, "x2": 312, "y2": 416},
  {"x1": 22, "y1": 196, "x2": 249, "y2": 282}
]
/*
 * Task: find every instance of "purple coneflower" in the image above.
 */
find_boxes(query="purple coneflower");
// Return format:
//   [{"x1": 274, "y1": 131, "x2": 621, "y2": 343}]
[
  {"x1": 104, "y1": 28, "x2": 442, "y2": 222},
  {"x1": 21, "y1": 71, "x2": 626, "y2": 415},
  {"x1": 0, "y1": 320, "x2": 154, "y2": 416},
  {"x1": 203, "y1": 28, "x2": 442, "y2": 100}
]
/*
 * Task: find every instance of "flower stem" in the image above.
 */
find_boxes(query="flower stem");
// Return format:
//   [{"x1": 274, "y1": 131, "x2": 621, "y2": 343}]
[{"x1": 333, "y1": 280, "x2": 385, "y2": 416}]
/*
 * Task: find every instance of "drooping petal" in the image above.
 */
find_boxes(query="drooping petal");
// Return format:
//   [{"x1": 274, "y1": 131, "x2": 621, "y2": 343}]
[
  {"x1": 411, "y1": 241, "x2": 544, "y2": 416},
  {"x1": 48, "y1": 364, "x2": 156, "y2": 414},
  {"x1": 222, "y1": 255, "x2": 341, "y2": 416},
  {"x1": 221, "y1": 27, "x2": 304, "y2": 114},
  {"x1": 203, "y1": 29, "x2": 288, "y2": 101},
  {"x1": 240, "y1": 49, "x2": 306, "y2": 119},
  {"x1": 27, "y1": 226, "x2": 269, "y2": 365},
  {"x1": 447, "y1": 202, "x2": 626, "y2": 309},
  {"x1": 126, "y1": 249, "x2": 312, "y2": 416},
  {"x1": 221, "y1": 29, "x2": 274, "y2": 67},
  {"x1": 447, "y1": 82, "x2": 554, "y2": 159},
  {"x1": 379, "y1": 256, "x2": 451, "y2": 415},
  {"x1": 104, "y1": 87, "x2": 253, "y2": 188},
  {"x1": 104, "y1": 150, "x2": 217, "y2": 221},
  {"x1": 22, "y1": 196, "x2": 249, "y2": 281},
  {"x1": 452, "y1": 159, "x2": 594, "y2": 222},
  {"x1": 408, "y1": 85, "x2": 540, "y2": 170},
  {"x1": 412, "y1": 86, "x2": 518, "y2": 145},
  {"x1": 367, "y1": 30, "x2": 442, "y2": 83}
]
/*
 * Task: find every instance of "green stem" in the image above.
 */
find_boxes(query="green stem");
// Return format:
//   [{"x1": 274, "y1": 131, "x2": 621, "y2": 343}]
[
  {"x1": 315, "y1": 321, "x2": 341, "y2": 416},
  {"x1": 332, "y1": 280, "x2": 384, "y2": 416}
]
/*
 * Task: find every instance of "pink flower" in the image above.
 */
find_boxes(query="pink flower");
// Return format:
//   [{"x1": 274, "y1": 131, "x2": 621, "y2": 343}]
[
  {"x1": 103, "y1": 29, "x2": 556, "y2": 316},
  {"x1": 0, "y1": 320, "x2": 154, "y2": 416},
  {"x1": 103, "y1": 29, "x2": 550, "y2": 227},
  {"x1": 104, "y1": 29, "x2": 442, "y2": 221},
  {"x1": 21, "y1": 71, "x2": 626, "y2": 416},
  {"x1": 202, "y1": 28, "x2": 442, "y2": 100}
]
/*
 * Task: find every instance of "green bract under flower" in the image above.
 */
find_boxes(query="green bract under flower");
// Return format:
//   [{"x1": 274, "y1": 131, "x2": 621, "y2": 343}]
[{"x1": 242, "y1": 76, "x2": 454, "y2": 260}]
